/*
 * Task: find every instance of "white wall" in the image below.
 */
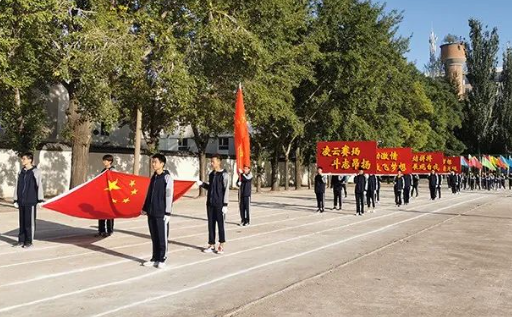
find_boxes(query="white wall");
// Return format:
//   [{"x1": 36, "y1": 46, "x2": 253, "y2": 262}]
[{"x1": 0, "y1": 148, "x2": 315, "y2": 199}]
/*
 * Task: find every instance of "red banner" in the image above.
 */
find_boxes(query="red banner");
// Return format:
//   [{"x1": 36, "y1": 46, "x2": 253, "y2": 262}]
[
  {"x1": 376, "y1": 147, "x2": 413, "y2": 174},
  {"x1": 42, "y1": 170, "x2": 195, "y2": 219},
  {"x1": 317, "y1": 141, "x2": 377, "y2": 174},
  {"x1": 411, "y1": 152, "x2": 444, "y2": 174},
  {"x1": 442, "y1": 156, "x2": 462, "y2": 174}
]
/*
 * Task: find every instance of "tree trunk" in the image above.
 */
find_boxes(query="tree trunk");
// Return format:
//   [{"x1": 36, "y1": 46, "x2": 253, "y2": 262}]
[
  {"x1": 295, "y1": 146, "x2": 302, "y2": 190},
  {"x1": 68, "y1": 94, "x2": 92, "y2": 189},
  {"x1": 256, "y1": 151, "x2": 262, "y2": 193},
  {"x1": 198, "y1": 150, "x2": 207, "y2": 197},
  {"x1": 284, "y1": 154, "x2": 289, "y2": 190},
  {"x1": 271, "y1": 150, "x2": 279, "y2": 191},
  {"x1": 133, "y1": 105, "x2": 142, "y2": 175}
]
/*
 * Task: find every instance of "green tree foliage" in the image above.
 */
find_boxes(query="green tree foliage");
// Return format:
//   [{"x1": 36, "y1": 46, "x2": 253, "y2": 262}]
[
  {"x1": 0, "y1": 0, "x2": 59, "y2": 153},
  {"x1": 460, "y1": 19, "x2": 499, "y2": 154}
]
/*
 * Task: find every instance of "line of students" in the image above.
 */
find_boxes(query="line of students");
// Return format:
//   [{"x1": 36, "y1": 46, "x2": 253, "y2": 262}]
[{"x1": 11, "y1": 152, "x2": 253, "y2": 270}]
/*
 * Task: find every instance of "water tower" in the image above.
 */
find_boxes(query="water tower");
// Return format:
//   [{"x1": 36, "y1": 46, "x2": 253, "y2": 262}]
[{"x1": 440, "y1": 42, "x2": 466, "y2": 97}]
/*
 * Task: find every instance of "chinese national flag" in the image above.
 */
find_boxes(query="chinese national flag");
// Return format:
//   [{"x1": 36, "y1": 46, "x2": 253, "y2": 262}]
[
  {"x1": 41, "y1": 170, "x2": 195, "y2": 219},
  {"x1": 234, "y1": 84, "x2": 251, "y2": 171}
]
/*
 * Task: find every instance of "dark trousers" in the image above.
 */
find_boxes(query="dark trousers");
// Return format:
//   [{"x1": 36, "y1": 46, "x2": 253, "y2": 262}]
[
  {"x1": 333, "y1": 189, "x2": 342, "y2": 209},
  {"x1": 437, "y1": 186, "x2": 442, "y2": 198},
  {"x1": 376, "y1": 189, "x2": 380, "y2": 202},
  {"x1": 207, "y1": 205, "x2": 226, "y2": 244},
  {"x1": 429, "y1": 185, "x2": 436, "y2": 199},
  {"x1": 18, "y1": 205, "x2": 36, "y2": 244},
  {"x1": 509, "y1": 180, "x2": 512, "y2": 189},
  {"x1": 98, "y1": 219, "x2": 114, "y2": 234},
  {"x1": 394, "y1": 190, "x2": 402, "y2": 206},
  {"x1": 239, "y1": 196, "x2": 250, "y2": 224},
  {"x1": 366, "y1": 190, "x2": 375, "y2": 208},
  {"x1": 341, "y1": 184, "x2": 347, "y2": 197},
  {"x1": 147, "y1": 216, "x2": 169, "y2": 262},
  {"x1": 411, "y1": 185, "x2": 418, "y2": 197},
  {"x1": 403, "y1": 187, "x2": 411, "y2": 204},
  {"x1": 315, "y1": 192, "x2": 325, "y2": 210},
  {"x1": 355, "y1": 192, "x2": 365, "y2": 214},
  {"x1": 451, "y1": 185, "x2": 457, "y2": 194}
]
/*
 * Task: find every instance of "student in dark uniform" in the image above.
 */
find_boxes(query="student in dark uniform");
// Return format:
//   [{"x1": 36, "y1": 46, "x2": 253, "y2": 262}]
[
  {"x1": 411, "y1": 174, "x2": 420, "y2": 198},
  {"x1": 366, "y1": 174, "x2": 377, "y2": 212},
  {"x1": 393, "y1": 170, "x2": 404, "y2": 207},
  {"x1": 427, "y1": 170, "x2": 437, "y2": 200},
  {"x1": 97, "y1": 154, "x2": 116, "y2": 238},
  {"x1": 456, "y1": 173, "x2": 462, "y2": 193},
  {"x1": 462, "y1": 173, "x2": 468, "y2": 190},
  {"x1": 376, "y1": 175, "x2": 382, "y2": 204},
  {"x1": 354, "y1": 168, "x2": 367, "y2": 216},
  {"x1": 469, "y1": 173, "x2": 475, "y2": 190},
  {"x1": 448, "y1": 171, "x2": 458, "y2": 194},
  {"x1": 237, "y1": 166, "x2": 253, "y2": 226},
  {"x1": 508, "y1": 171, "x2": 512, "y2": 190},
  {"x1": 141, "y1": 153, "x2": 174, "y2": 269},
  {"x1": 475, "y1": 173, "x2": 481, "y2": 190},
  {"x1": 436, "y1": 172, "x2": 443, "y2": 199},
  {"x1": 331, "y1": 175, "x2": 343, "y2": 210},
  {"x1": 197, "y1": 154, "x2": 230, "y2": 255},
  {"x1": 314, "y1": 167, "x2": 327, "y2": 213},
  {"x1": 12, "y1": 152, "x2": 44, "y2": 248},
  {"x1": 403, "y1": 173, "x2": 412, "y2": 205},
  {"x1": 341, "y1": 175, "x2": 348, "y2": 198}
]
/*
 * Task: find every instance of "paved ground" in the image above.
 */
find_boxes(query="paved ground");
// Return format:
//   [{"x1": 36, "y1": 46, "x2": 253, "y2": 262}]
[{"x1": 0, "y1": 183, "x2": 511, "y2": 317}]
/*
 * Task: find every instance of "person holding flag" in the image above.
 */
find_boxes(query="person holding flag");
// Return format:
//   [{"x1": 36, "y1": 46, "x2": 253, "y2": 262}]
[
  {"x1": 96, "y1": 154, "x2": 116, "y2": 238},
  {"x1": 13, "y1": 152, "x2": 44, "y2": 248},
  {"x1": 237, "y1": 166, "x2": 253, "y2": 226},
  {"x1": 141, "y1": 154, "x2": 174, "y2": 269}
]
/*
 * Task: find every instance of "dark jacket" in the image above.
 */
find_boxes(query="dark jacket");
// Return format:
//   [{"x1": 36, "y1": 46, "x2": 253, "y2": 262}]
[
  {"x1": 142, "y1": 170, "x2": 174, "y2": 217},
  {"x1": 354, "y1": 174, "x2": 367, "y2": 194},
  {"x1": 427, "y1": 174, "x2": 437, "y2": 187},
  {"x1": 201, "y1": 169, "x2": 230, "y2": 207},
  {"x1": 403, "y1": 174, "x2": 412, "y2": 188},
  {"x1": 367, "y1": 175, "x2": 377, "y2": 192},
  {"x1": 448, "y1": 173, "x2": 458, "y2": 187},
  {"x1": 393, "y1": 176, "x2": 404, "y2": 191},
  {"x1": 14, "y1": 166, "x2": 44, "y2": 206},
  {"x1": 331, "y1": 175, "x2": 343, "y2": 191},
  {"x1": 314, "y1": 174, "x2": 327, "y2": 194},
  {"x1": 436, "y1": 174, "x2": 442, "y2": 188},
  {"x1": 412, "y1": 174, "x2": 420, "y2": 186},
  {"x1": 238, "y1": 172, "x2": 253, "y2": 197}
]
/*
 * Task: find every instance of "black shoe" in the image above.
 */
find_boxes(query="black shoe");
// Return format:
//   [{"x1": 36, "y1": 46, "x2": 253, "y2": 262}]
[
  {"x1": 316, "y1": 209, "x2": 321, "y2": 213},
  {"x1": 320, "y1": 209, "x2": 324, "y2": 213},
  {"x1": 12, "y1": 242, "x2": 23, "y2": 247},
  {"x1": 23, "y1": 243, "x2": 33, "y2": 248}
]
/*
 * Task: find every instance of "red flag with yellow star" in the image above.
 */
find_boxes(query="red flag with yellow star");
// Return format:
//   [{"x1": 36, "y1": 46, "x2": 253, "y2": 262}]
[{"x1": 42, "y1": 170, "x2": 194, "y2": 219}]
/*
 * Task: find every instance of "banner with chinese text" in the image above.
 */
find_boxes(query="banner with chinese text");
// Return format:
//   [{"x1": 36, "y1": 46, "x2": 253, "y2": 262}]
[
  {"x1": 442, "y1": 156, "x2": 462, "y2": 174},
  {"x1": 411, "y1": 152, "x2": 444, "y2": 174},
  {"x1": 317, "y1": 141, "x2": 377, "y2": 174},
  {"x1": 376, "y1": 147, "x2": 413, "y2": 174}
]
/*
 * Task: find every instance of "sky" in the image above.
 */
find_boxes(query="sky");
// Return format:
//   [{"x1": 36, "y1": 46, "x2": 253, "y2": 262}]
[{"x1": 380, "y1": 0, "x2": 512, "y2": 70}]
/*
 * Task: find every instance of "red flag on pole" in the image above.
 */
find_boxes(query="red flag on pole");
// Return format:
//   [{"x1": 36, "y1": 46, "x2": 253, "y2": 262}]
[
  {"x1": 234, "y1": 84, "x2": 251, "y2": 171},
  {"x1": 41, "y1": 170, "x2": 195, "y2": 219}
]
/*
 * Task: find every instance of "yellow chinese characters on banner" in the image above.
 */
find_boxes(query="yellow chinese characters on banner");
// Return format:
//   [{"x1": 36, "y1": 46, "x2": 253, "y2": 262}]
[
  {"x1": 411, "y1": 152, "x2": 444, "y2": 174},
  {"x1": 376, "y1": 148, "x2": 412, "y2": 174},
  {"x1": 317, "y1": 141, "x2": 377, "y2": 174}
]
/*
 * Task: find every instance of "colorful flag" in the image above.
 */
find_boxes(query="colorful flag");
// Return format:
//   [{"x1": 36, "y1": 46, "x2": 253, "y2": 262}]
[
  {"x1": 498, "y1": 156, "x2": 509, "y2": 169},
  {"x1": 234, "y1": 84, "x2": 251, "y2": 172},
  {"x1": 42, "y1": 170, "x2": 195, "y2": 219},
  {"x1": 482, "y1": 156, "x2": 496, "y2": 171},
  {"x1": 460, "y1": 156, "x2": 469, "y2": 167}
]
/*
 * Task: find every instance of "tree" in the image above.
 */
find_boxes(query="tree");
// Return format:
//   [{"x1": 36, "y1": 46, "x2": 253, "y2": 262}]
[
  {"x1": 51, "y1": 1, "x2": 134, "y2": 187},
  {"x1": 491, "y1": 47, "x2": 512, "y2": 153},
  {"x1": 0, "y1": 0, "x2": 59, "y2": 154},
  {"x1": 460, "y1": 19, "x2": 499, "y2": 154},
  {"x1": 114, "y1": 1, "x2": 194, "y2": 164}
]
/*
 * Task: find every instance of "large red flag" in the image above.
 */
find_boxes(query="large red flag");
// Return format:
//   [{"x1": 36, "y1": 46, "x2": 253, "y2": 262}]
[
  {"x1": 234, "y1": 84, "x2": 251, "y2": 171},
  {"x1": 41, "y1": 170, "x2": 195, "y2": 219}
]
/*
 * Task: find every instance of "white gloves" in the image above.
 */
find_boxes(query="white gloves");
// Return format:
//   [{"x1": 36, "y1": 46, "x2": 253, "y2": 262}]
[
  {"x1": 222, "y1": 206, "x2": 228, "y2": 214},
  {"x1": 238, "y1": 168, "x2": 243, "y2": 174},
  {"x1": 164, "y1": 215, "x2": 171, "y2": 223},
  {"x1": 196, "y1": 180, "x2": 203, "y2": 186},
  {"x1": 140, "y1": 210, "x2": 147, "y2": 216},
  {"x1": 13, "y1": 202, "x2": 19, "y2": 209},
  {"x1": 236, "y1": 181, "x2": 241, "y2": 187}
]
